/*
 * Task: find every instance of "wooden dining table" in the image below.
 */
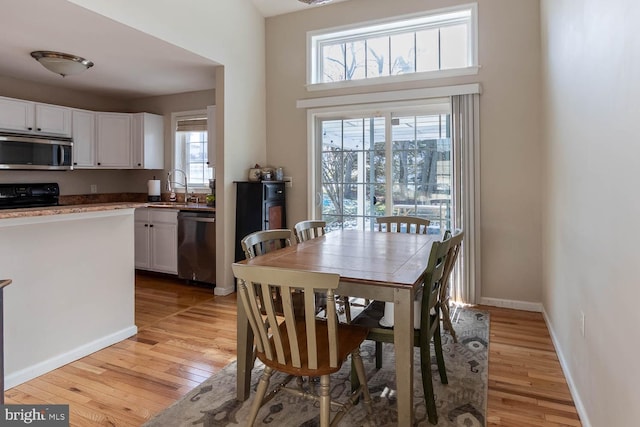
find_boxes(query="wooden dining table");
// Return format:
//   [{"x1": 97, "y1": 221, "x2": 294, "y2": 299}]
[{"x1": 236, "y1": 229, "x2": 438, "y2": 425}]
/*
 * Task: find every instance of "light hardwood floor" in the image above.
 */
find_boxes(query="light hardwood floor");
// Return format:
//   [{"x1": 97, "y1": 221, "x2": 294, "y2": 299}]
[{"x1": 5, "y1": 273, "x2": 581, "y2": 426}]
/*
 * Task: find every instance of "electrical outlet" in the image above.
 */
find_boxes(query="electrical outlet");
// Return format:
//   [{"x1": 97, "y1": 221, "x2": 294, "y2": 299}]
[
  {"x1": 90, "y1": 184, "x2": 98, "y2": 194},
  {"x1": 580, "y1": 311, "x2": 585, "y2": 337},
  {"x1": 284, "y1": 176, "x2": 293, "y2": 188}
]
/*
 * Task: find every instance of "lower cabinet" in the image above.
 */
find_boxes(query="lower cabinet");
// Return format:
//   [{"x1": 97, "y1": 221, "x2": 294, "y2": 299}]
[{"x1": 135, "y1": 208, "x2": 178, "y2": 274}]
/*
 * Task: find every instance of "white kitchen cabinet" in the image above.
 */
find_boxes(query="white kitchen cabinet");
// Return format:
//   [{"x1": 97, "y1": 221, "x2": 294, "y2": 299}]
[
  {"x1": 135, "y1": 208, "x2": 178, "y2": 274},
  {"x1": 96, "y1": 112, "x2": 131, "y2": 168},
  {"x1": 71, "y1": 109, "x2": 95, "y2": 167},
  {"x1": 0, "y1": 96, "x2": 71, "y2": 136},
  {"x1": 132, "y1": 112, "x2": 164, "y2": 169}
]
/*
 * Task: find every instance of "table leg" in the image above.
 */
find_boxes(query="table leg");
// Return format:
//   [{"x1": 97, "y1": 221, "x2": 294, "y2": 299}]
[
  {"x1": 394, "y1": 288, "x2": 414, "y2": 425},
  {"x1": 236, "y1": 295, "x2": 253, "y2": 401}
]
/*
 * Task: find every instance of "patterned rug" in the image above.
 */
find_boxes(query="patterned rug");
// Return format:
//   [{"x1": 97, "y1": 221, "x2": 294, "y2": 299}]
[{"x1": 144, "y1": 307, "x2": 488, "y2": 427}]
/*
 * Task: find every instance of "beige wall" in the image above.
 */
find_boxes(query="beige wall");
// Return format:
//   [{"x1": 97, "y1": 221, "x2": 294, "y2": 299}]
[
  {"x1": 541, "y1": 0, "x2": 640, "y2": 424},
  {"x1": 69, "y1": 0, "x2": 266, "y2": 294},
  {"x1": 265, "y1": 0, "x2": 543, "y2": 304}
]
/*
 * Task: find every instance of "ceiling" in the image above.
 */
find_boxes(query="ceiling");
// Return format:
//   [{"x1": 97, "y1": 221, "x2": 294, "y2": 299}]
[
  {"x1": 0, "y1": 0, "x2": 350, "y2": 101},
  {"x1": 251, "y1": 0, "x2": 351, "y2": 17}
]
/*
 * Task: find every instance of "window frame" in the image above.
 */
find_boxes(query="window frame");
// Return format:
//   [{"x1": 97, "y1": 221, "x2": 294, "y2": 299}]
[
  {"x1": 306, "y1": 3, "x2": 478, "y2": 91},
  {"x1": 171, "y1": 109, "x2": 212, "y2": 191}
]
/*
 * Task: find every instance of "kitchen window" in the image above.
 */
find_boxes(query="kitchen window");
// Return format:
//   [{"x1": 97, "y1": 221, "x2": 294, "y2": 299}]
[
  {"x1": 307, "y1": 3, "x2": 478, "y2": 89},
  {"x1": 173, "y1": 111, "x2": 213, "y2": 189}
]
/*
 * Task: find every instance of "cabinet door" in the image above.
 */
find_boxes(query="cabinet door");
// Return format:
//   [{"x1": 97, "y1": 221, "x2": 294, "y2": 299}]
[
  {"x1": 150, "y1": 222, "x2": 178, "y2": 274},
  {"x1": 134, "y1": 208, "x2": 151, "y2": 269},
  {"x1": 96, "y1": 113, "x2": 132, "y2": 168},
  {"x1": 264, "y1": 200, "x2": 286, "y2": 230},
  {"x1": 35, "y1": 104, "x2": 71, "y2": 136},
  {"x1": 134, "y1": 220, "x2": 151, "y2": 269},
  {"x1": 132, "y1": 112, "x2": 164, "y2": 169},
  {"x1": 0, "y1": 97, "x2": 33, "y2": 132},
  {"x1": 71, "y1": 110, "x2": 95, "y2": 167}
]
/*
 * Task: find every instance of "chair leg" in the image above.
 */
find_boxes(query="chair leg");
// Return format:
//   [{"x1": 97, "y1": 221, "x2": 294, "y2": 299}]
[
  {"x1": 440, "y1": 301, "x2": 458, "y2": 343},
  {"x1": 343, "y1": 296, "x2": 352, "y2": 323},
  {"x1": 419, "y1": 340, "x2": 438, "y2": 425},
  {"x1": 375, "y1": 341, "x2": 382, "y2": 369},
  {"x1": 247, "y1": 366, "x2": 274, "y2": 426},
  {"x1": 351, "y1": 348, "x2": 373, "y2": 415},
  {"x1": 434, "y1": 321, "x2": 448, "y2": 384},
  {"x1": 319, "y1": 374, "x2": 331, "y2": 427}
]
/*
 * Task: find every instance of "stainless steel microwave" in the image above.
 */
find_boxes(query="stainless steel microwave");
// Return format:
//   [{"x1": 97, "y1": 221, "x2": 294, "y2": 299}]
[{"x1": 0, "y1": 133, "x2": 73, "y2": 170}]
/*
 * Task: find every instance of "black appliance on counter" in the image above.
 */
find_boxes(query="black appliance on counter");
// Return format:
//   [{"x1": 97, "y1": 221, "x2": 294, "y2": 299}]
[{"x1": 0, "y1": 183, "x2": 59, "y2": 210}]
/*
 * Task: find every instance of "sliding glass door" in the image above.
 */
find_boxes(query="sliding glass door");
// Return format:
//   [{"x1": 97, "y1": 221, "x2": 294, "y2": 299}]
[{"x1": 317, "y1": 102, "x2": 453, "y2": 235}]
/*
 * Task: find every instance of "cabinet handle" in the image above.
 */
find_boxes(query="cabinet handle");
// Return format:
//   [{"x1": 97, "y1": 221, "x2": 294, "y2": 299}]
[
  {"x1": 97, "y1": 162, "x2": 101, "y2": 165},
  {"x1": 27, "y1": 127, "x2": 32, "y2": 131},
  {"x1": 37, "y1": 128, "x2": 42, "y2": 132},
  {"x1": 73, "y1": 162, "x2": 77, "y2": 166},
  {"x1": 144, "y1": 224, "x2": 149, "y2": 227},
  {"x1": 137, "y1": 163, "x2": 141, "y2": 166},
  {"x1": 149, "y1": 224, "x2": 154, "y2": 227}
]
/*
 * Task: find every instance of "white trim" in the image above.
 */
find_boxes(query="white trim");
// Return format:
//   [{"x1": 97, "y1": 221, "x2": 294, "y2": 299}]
[
  {"x1": 5, "y1": 326, "x2": 137, "y2": 389},
  {"x1": 542, "y1": 307, "x2": 592, "y2": 427},
  {"x1": 297, "y1": 83, "x2": 481, "y2": 110},
  {"x1": 306, "y1": 3, "x2": 479, "y2": 86},
  {"x1": 306, "y1": 67, "x2": 479, "y2": 92},
  {"x1": 479, "y1": 297, "x2": 543, "y2": 312}
]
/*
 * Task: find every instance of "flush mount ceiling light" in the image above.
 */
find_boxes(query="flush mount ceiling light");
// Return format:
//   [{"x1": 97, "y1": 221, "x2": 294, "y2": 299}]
[
  {"x1": 30, "y1": 51, "x2": 94, "y2": 77},
  {"x1": 298, "y1": 0, "x2": 333, "y2": 4}
]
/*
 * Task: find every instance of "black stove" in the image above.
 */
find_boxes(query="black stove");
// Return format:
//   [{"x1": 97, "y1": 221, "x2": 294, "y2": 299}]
[{"x1": 0, "y1": 183, "x2": 59, "y2": 210}]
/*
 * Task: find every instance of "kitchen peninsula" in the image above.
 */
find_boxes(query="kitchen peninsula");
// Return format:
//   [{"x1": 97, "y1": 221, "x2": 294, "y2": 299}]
[{"x1": 0, "y1": 203, "x2": 142, "y2": 388}]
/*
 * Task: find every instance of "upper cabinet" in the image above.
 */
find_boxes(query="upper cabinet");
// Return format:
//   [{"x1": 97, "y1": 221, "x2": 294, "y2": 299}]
[
  {"x1": 0, "y1": 96, "x2": 71, "y2": 137},
  {"x1": 132, "y1": 113, "x2": 164, "y2": 170},
  {"x1": 0, "y1": 95, "x2": 165, "y2": 169},
  {"x1": 96, "y1": 112, "x2": 132, "y2": 168},
  {"x1": 71, "y1": 109, "x2": 95, "y2": 168}
]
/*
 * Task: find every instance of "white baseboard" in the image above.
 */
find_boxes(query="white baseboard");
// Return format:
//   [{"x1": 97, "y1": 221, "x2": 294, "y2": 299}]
[
  {"x1": 541, "y1": 308, "x2": 591, "y2": 427},
  {"x1": 479, "y1": 297, "x2": 543, "y2": 312},
  {"x1": 214, "y1": 285, "x2": 234, "y2": 296},
  {"x1": 5, "y1": 325, "x2": 138, "y2": 390}
]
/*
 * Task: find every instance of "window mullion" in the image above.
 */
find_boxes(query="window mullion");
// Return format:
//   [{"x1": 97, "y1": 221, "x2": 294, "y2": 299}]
[{"x1": 385, "y1": 112, "x2": 393, "y2": 216}]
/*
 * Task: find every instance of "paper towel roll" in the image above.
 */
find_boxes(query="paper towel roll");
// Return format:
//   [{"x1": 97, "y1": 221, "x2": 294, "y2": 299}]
[{"x1": 147, "y1": 180, "x2": 161, "y2": 196}]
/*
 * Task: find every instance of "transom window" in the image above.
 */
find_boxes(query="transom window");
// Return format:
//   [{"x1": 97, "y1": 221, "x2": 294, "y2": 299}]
[{"x1": 308, "y1": 4, "x2": 477, "y2": 87}]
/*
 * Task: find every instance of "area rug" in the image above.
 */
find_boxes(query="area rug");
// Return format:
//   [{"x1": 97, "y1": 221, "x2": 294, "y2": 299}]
[{"x1": 144, "y1": 307, "x2": 488, "y2": 427}]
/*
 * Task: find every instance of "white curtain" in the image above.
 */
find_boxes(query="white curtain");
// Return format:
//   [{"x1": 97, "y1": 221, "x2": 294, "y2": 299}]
[{"x1": 450, "y1": 94, "x2": 481, "y2": 305}]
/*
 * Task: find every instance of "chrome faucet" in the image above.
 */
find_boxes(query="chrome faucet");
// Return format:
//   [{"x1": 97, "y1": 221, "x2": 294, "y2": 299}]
[{"x1": 167, "y1": 169, "x2": 189, "y2": 205}]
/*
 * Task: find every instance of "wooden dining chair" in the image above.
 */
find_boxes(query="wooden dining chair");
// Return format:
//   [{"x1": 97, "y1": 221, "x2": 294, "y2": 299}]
[
  {"x1": 232, "y1": 263, "x2": 373, "y2": 427},
  {"x1": 351, "y1": 236, "x2": 452, "y2": 425},
  {"x1": 439, "y1": 229, "x2": 464, "y2": 343},
  {"x1": 294, "y1": 220, "x2": 326, "y2": 243},
  {"x1": 375, "y1": 215, "x2": 430, "y2": 234},
  {"x1": 294, "y1": 220, "x2": 353, "y2": 320},
  {"x1": 241, "y1": 229, "x2": 294, "y2": 259}
]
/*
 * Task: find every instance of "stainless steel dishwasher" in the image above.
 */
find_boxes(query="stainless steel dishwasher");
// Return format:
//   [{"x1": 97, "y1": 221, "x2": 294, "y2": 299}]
[{"x1": 178, "y1": 211, "x2": 216, "y2": 286}]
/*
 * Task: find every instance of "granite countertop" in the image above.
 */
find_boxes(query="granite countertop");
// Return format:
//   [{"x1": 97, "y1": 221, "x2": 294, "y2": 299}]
[
  {"x1": 0, "y1": 201, "x2": 216, "y2": 220},
  {"x1": 0, "y1": 202, "x2": 146, "y2": 219}
]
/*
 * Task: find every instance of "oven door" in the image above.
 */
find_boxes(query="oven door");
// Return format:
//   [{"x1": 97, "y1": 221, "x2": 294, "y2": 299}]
[{"x1": 0, "y1": 135, "x2": 73, "y2": 170}]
